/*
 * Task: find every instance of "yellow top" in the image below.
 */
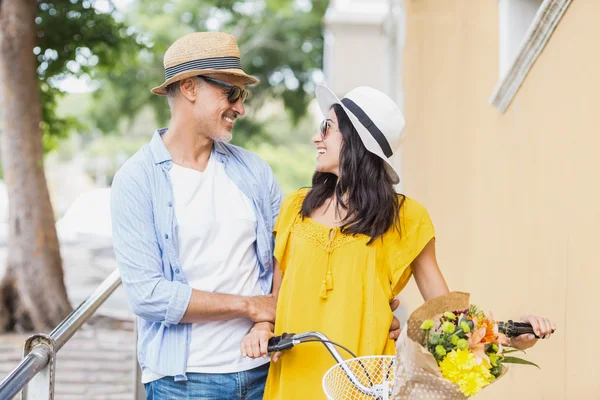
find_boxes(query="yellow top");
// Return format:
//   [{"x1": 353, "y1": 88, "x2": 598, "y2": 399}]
[{"x1": 264, "y1": 189, "x2": 436, "y2": 400}]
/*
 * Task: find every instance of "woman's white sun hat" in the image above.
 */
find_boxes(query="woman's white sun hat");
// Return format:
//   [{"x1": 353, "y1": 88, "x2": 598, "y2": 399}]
[{"x1": 315, "y1": 85, "x2": 405, "y2": 184}]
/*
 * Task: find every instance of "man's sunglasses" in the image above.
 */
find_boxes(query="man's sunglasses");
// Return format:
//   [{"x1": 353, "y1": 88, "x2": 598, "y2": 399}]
[
  {"x1": 200, "y1": 76, "x2": 249, "y2": 104},
  {"x1": 319, "y1": 119, "x2": 331, "y2": 140}
]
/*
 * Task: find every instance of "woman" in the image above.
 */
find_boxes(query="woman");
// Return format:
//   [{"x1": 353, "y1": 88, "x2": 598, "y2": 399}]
[{"x1": 242, "y1": 85, "x2": 555, "y2": 399}]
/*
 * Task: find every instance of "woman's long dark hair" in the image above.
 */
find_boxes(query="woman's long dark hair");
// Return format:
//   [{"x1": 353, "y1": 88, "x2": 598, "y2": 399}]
[{"x1": 301, "y1": 103, "x2": 405, "y2": 244}]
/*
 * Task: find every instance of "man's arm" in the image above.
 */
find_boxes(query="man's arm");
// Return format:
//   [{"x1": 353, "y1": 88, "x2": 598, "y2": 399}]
[
  {"x1": 180, "y1": 290, "x2": 276, "y2": 323},
  {"x1": 111, "y1": 169, "x2": 275, "y2": 326}
]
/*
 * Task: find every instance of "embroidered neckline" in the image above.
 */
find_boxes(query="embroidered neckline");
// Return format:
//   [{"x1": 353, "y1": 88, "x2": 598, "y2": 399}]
[{"x1": 291, "y1": 217, "x2": 367, "y2": 252}]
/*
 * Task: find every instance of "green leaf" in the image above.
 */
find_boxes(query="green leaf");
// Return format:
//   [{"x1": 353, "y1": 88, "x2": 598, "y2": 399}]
[
  {"x1": 502, "y1": 349, "x2": 526, "y2": 355},
  {"x1": 501, "y1": 356, "x2": 540, "y2": 369}
]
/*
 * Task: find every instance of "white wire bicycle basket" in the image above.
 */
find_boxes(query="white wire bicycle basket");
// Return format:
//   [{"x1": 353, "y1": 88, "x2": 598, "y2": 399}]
[{"x1": 322, "y1": 355, "x2": 396, "y2": 400}]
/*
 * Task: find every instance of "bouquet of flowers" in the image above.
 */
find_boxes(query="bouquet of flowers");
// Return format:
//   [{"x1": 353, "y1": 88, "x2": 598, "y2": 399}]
[{"x1": 392, "y1": 292, "x2": 539, "y2": 399}]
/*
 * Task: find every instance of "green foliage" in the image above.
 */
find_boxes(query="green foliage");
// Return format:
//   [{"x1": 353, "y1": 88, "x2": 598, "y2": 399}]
[
  {"x1": 40, "y1": 82, "x2": 81, "y2": 152},
  {"x1": 251, "y1": 142, "x2": 315, "y2": 195},
  {"x1": 36, "y1": 0, "x2": 140, "y2": 151}
]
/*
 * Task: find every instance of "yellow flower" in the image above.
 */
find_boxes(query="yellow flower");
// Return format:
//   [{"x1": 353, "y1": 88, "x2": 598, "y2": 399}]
[
  {"x1": 458, "y1": 371, "x2": 491, "y2": 397},
  {"x1": 439, "y1": 350, "x2": 493, "y2": 396}
]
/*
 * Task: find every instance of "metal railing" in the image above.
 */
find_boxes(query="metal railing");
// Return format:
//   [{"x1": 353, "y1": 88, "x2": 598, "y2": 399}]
[{"x1": 0, "y1": 269, "x2": 125, "y2": 400}]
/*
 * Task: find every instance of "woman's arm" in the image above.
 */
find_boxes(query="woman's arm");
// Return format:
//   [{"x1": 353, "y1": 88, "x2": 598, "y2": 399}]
[{"x1": 412, "y1": 238, "x2": 450, "y2": 301}]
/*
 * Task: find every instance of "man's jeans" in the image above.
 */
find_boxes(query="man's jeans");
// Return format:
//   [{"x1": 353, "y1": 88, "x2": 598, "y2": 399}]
[{"x1": 144, "y1": 362, "x2": 269, "y2": 400}]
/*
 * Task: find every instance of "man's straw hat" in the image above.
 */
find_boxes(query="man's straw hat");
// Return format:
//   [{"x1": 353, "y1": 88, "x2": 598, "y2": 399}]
[{"x1": 151, "y1": 32, "x2": 259, "y2": 96}]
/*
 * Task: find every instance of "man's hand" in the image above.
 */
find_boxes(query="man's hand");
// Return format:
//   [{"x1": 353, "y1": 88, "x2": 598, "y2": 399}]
[
  {"x1": 245, "y1": 294, "x2": 277, "y2": 323},
  {"x1": 389, "y1": 298, "x2": 401, "y2": 340},
  {"x1": 241, "y1": 322, "x2": 274, "y2": 359}
]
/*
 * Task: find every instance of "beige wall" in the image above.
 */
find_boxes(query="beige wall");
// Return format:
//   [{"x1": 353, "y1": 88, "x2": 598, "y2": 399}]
[{"x1": 399, "y1": 0, "x2": 599, "y2": 398}]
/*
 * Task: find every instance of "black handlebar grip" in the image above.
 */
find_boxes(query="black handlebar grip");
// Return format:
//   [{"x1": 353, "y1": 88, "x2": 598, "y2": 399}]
[
  {"x1": 498, "y1": 320, "x2": 555, "y2": 339},
  {"x1": 267, "y1": 332, "x2": 296, "y2": 353},
  {"x1": 267, "y1": 336, "x2": 281, "y2": 352}
]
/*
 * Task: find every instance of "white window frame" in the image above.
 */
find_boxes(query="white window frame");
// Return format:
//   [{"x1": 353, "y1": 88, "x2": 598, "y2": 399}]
[{"x1": 489, "y1": 0, "x2": 572, "y2": 113}]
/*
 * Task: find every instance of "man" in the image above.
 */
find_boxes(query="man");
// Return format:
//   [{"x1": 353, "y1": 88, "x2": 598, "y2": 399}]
[{"x1": 111, "y1": 32, "x2": 401, "y2": 399}]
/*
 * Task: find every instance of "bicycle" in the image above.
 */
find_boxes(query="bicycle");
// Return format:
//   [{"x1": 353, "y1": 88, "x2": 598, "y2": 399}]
[{"x1": 266, "y1": 321, "x2": 547, "y2": 400}]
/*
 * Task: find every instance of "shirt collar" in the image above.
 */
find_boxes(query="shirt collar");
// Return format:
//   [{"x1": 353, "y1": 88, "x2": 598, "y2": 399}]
[
  {"x1": 149, "y1": 128, "x2": 229, "y2": 165},
  {"x1": 149, "y1": 128, "x2": 172, "y2": 164}
]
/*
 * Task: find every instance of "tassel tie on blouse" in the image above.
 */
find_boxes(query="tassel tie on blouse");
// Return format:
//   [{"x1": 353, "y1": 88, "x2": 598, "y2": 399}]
[{"x1": 320, "y1": 237, "x2": 334, "y2": 299}]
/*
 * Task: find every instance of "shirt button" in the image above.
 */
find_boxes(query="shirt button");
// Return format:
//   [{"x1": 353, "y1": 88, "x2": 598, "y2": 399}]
[
  {"x1": 165, "y1": 234, "x2": 169, "y2": 239},
  {"x1": 168, "y1": 202, "x2": 173, "y2": 207},
  {"x1": 175, "y1": 269, "x2": 180, "y2": 274}
]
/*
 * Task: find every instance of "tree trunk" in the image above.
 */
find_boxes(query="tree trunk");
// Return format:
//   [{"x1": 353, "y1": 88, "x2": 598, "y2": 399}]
[{"x1": 0, "y1": 0, "x2": 72, "y2": 333}]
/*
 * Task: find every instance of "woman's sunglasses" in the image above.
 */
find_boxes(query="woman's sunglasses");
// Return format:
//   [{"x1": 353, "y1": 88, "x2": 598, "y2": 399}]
[
  {"x1": 319, "y1": 119, "x2": 331, "y2": 140},
  {"x1": 200, "y1": 76, "x2": 249, "y2": 104}
]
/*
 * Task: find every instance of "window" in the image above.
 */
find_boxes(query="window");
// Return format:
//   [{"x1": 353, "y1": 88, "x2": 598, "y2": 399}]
[
  {"x1": 490, "y1": 0, "x2": 572, "y2": 112},
  {"x1": 498, "y1": 0, "x2": 544, "y2": 77}
]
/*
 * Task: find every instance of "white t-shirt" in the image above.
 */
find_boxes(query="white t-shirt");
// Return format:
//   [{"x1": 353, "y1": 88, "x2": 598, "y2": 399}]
[{"x1": 142, "y1": 154, "x2": 268, "y2": 383}]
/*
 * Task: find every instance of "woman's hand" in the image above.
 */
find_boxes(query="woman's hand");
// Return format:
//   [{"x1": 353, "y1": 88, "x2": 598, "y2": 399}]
[
  {"x1": 389, "y1": 299, "x2": 401, "y2": 340},
  {"x1": 510, "y1": 315, "x2": 556, "y2": 350},
  {"x1": 241, "y1": 322, "x2": 274, "y2": 359}
]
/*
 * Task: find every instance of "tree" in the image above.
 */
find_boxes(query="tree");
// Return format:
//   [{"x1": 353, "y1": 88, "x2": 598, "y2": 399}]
[
  {"x1": 0, "y1": 0, "x2": 136, "y2": 333},
  {"x1": 0, "y1": 0, "x2": 71, "y2": 333}
]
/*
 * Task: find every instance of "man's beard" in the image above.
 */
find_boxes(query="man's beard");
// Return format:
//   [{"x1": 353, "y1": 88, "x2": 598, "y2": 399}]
[
  {"x1": 208, "y1": 110, "x2": 237, "y2": 143},
  {"x1": 211, "y1": 131, "x2": 233, "y2": 143}
]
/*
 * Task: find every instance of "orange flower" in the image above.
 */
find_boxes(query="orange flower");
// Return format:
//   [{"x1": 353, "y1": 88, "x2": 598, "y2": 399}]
[
  {"x1": 468, "y1": 314, "x2": 511, "y2": 363},
  {"x1": 480, "y1": 315, "x2": 498, "y2": 344},
  {"x1": 481, "y1": 313, "x2": 510, "y2": 349},
  {"x1": 467, "y1": 315, "x2": 499, "y2": 364}
]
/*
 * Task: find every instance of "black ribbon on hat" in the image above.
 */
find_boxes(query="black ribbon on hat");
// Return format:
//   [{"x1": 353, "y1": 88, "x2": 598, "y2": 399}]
[
  {"x1": 165, "y1": 56, "x2": 242, "y2": 80},
  {"x1": 341, "y1": 98, "x2": 393, "y2": 158}
]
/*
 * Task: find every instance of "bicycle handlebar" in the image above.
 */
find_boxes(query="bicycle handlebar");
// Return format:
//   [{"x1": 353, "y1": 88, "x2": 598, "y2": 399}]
[
  {"x1": 267, "y1": 321, "x2": 554, "y2": 353},
  {"x1": 498, "y1": 320, "x2": 555, "y2": 338}
]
